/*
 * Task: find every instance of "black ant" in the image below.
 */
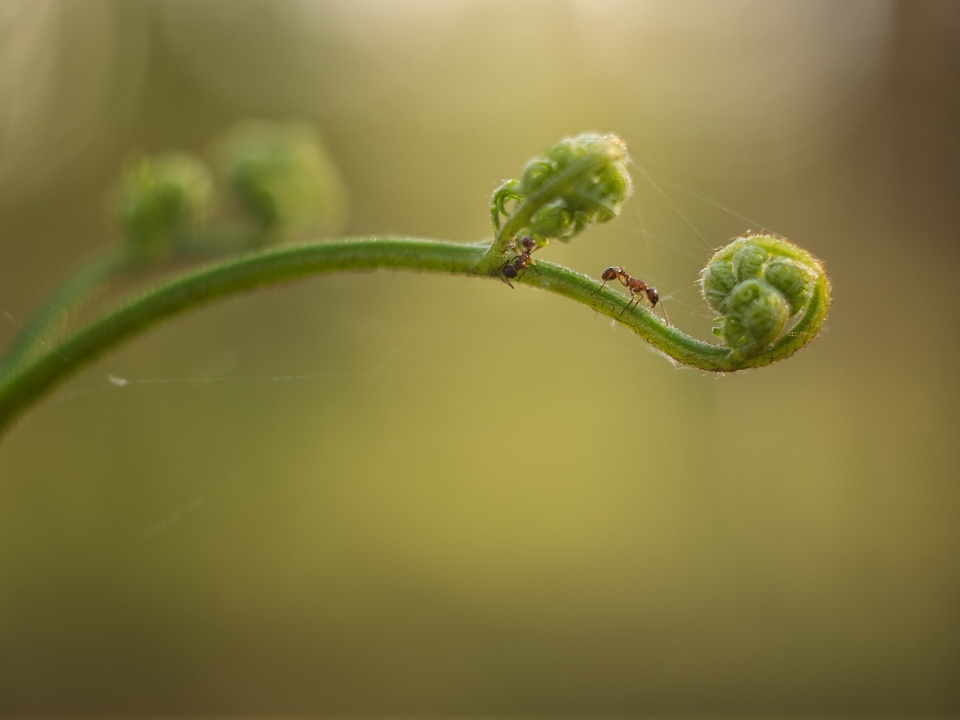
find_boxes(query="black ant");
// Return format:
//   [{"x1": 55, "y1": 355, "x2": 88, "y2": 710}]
[
  {"x1": 595, "y1": 266, "x2": 670, "y2": 325},
  {"x1": 500, "y1": 235, "x2": 540, "y2": 288}
]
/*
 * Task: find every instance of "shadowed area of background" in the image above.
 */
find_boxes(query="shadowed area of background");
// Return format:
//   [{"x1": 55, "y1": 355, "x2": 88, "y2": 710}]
[{"x1": 0, "y1": 0, "x2": 958, "y2": 714}]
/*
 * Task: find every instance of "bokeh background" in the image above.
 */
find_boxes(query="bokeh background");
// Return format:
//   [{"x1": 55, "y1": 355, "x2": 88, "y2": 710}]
[{"x1": 1, "y1": 0, "x2": 959, "y2": 714}]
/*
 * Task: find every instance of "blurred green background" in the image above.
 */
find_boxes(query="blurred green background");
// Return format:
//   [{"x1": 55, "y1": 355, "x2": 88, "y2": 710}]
[{"x1": 1, "y1": 0, "x2": 959, "y2": 714}]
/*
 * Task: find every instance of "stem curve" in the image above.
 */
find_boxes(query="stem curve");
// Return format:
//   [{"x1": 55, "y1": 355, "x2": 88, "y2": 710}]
[
  {"x1": 0, "y1": 250, "x2": 139, "y2": 375},
  {"x1": 0, "y1": 238, "x2": 481, "y2": 436},
  {"x1": 0, "y1": 234, "x2": 830, "y2": 439}
]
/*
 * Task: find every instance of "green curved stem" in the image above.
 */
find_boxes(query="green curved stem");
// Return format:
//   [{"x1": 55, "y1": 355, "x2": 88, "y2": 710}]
[
  {"x1": 0, "y1": 236, "x2": 826, "y2": 439},
  {"x1": 0, "y1": 238, "x2": 476, "y2": 436},
  {"x1": 0, "y1": 231, "x2": 268, "y2": 381},
  {"x1": 0, "y1": 250, "x2": 140, "y2": 378}
]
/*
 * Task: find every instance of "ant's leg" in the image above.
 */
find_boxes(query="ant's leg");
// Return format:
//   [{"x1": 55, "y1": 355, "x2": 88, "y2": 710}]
[
  {"x1": 498, "y1": 261, "x2": 515, "y2": 289},
  {"x1": 590, "y1": 280, "x2": 618, "y2": 313},
  {"x1": 589, "y1": 280, "x2": 611, "y2": 314},
  {"x1": 589, "y1": 280, "x2": 609, "y2": 300},
  {"x1": 656, "y1": 300, "x2": 670, "y2": 326},
  {"x1": 619, "y1": 293, "x2": 640, "y2": 317}
]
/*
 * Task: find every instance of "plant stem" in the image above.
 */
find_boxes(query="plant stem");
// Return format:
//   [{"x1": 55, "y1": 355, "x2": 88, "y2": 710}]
[
  {"x1": 0, "y1": 238, "x2": 472, "y2": 435},
  {"x1": 0, "y1": 250, "x2": 140, "y2": 378},
  {"x1": 0, "y1": 236, "x2": 828, "y2": 439}
]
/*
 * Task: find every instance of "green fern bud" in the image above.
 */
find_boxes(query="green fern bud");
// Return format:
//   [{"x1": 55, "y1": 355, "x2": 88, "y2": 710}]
[
  {"x1": 490, "y1": 133, "x2": 632, "y2": 246},
  {"x1": 115, "y1": 153, "x2": 213, "y2": 256},
  {"x1": 213, "y1": 120, "x2": 346, "y2": 243},
  {"x1": 701, "y1": 234, "x2": 822, "y2": 361}
]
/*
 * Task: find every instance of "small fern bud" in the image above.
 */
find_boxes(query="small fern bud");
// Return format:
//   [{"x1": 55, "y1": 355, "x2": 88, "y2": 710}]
[
  {"x1": 701, "y1": 234, "x2": 826, "y2": 361},
  {"x1": 490, "y1": 133, "x2": 632, "y2": 248},
  {"x1": 213, "y1": 120, "x2": 346, "y2": 243},
  {"x1": 115, "y1": 154, "x2": 213, "y2": 256}
]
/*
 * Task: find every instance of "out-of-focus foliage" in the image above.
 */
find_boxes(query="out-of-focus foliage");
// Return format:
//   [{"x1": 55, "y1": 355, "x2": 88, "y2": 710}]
[
  {"x1": 213, "y1": 120, "x2": 346, "y2": 242},
  {"x1": 1, "y1": 0, "x2": 959, "y2": 716},
  {"x1": 115, "y1": 154, "x2": 213, "y2": 255}
]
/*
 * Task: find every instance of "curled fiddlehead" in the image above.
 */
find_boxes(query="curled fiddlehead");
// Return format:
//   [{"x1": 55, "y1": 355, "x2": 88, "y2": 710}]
[
  {"x1": 484, "y1": 134, "x2": 632, "y2": 265},
  {"x1": 697, "y1": 233, "x2": 831, "y2": 366}
]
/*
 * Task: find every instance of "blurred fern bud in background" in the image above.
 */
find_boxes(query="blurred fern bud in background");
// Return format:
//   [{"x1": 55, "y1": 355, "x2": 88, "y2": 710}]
[
  {"x1": 213, "y1": 120, "x2": 346, "y2": 244},
  {"x1": 701, "y1": 234, "x2": 825, "y2": 360},
  {"x1": 114, "y1": 153, "x2": 213, "y2": 257},
  {"x1": 490, "y1": 133, "x2": 632, "y2": 246}
]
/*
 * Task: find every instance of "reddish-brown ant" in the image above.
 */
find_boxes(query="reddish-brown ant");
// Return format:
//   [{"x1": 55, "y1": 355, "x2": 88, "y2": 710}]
[
  {"x1": 595, "y1": 266, "x2": 670, "y2": 324},
  {"x1": 500, "y1": 235, "x2": 540, "y2": 288}
]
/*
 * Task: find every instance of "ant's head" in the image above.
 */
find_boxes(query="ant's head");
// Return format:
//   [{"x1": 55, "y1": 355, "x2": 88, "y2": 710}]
[
  {"x1": 601, "y1": 267, "x2": 620, "y2": 281},
  {"x1": 647, "y1": 288, "x2": 659, "y2": 305},
  {"x1": 520, "y1": 236, "x2": 537, "y2": 252},
  {"x1": 502, "y1": 263, "x2": 519, "y2": 279}
]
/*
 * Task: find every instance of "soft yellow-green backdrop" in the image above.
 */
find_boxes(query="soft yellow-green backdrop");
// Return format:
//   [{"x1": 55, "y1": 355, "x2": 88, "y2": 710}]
[{"x1": 1, "y1": 0, "x2": 958, "y2": 714}]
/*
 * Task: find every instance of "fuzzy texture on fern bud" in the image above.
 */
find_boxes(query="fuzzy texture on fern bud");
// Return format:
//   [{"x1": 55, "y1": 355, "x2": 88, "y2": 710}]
[
  {"x1": 701, "y1": 234, "x2": 826, "y2": 361},
  {"x1": 490, "y1": 133, "x2": 632, "y2": 247}
]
